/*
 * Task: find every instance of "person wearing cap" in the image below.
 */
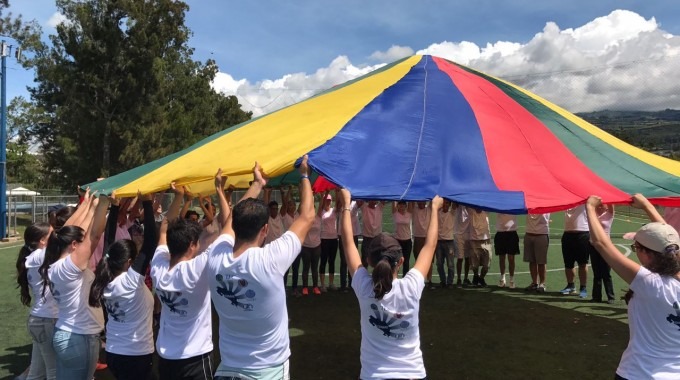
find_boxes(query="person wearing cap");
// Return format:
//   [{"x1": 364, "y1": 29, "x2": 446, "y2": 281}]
[
  {"x1": 339, "y1": 188, "x2": 443, "y2": 380},
  {"x1": 586, "y1": 194, "x2": 680, "y2": 379}
]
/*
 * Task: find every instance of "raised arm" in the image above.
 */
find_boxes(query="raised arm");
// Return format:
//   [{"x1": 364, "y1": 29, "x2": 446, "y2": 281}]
[
  {"x1": 413, "y1": 196, "x2": 443, "y2": 277},
  {"x1": 128, "y1": 193, "x2": 158, "y2": 276},
  {"x1": 104, "y1": 192, "x2": 121, "y2": 253},
  {"x1": 159, "y1": 184, "x2": 185, "y2": 247},
  {"x1": 287, "y1": 155, "x2": 315, "y2": 242},
  {"x1": 214, "y1": 169, "x2": 234, "y2": 236},
  {"x1": 631, "y1": 193, "x2": 665, "y2": 223},
  {"x1": 179, "y1": 193, "x2": 193, "y2": 219},
  {"x1": 72, "y1": 195, "x2": 110, "y2": 270},
  {"x1": 238, "y1": 162, "x2": 266, "y2": 203},
  {"x1": 199, "y1": 195, "x2": 215, "y2": 227},
  {"x1": 64, "y1": 188, "x2": 92, "y2": 227},
  {"x1": 340, "y1": 188, "x2": 362, "y2": 276},
  {"x1": 586, "y1": 196, "x2": 640, "y2": 284}
]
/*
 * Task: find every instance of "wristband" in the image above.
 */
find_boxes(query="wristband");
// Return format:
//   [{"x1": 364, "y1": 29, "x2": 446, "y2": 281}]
[
  {"x1": 343, "y1": 207, "x2": 351, "y2": 212},
  {"x1": 300, "y1": 175, "x2": 310, "y2": 180}
]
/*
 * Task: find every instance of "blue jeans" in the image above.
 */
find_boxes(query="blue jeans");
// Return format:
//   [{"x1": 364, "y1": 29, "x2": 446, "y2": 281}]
[
  {"x1": 436, "y1": 240, "x2": 456, "y2": 284},
  {"x1": 52, "y1": 328, "x2": 100, "y2": 380},
  {"x1": 27, "y1": 316, "x2": 57, "y2": 380}
]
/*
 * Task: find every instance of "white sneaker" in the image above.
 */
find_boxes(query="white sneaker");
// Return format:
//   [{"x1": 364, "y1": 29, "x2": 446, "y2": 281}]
[
  {"x1": 509, "y1": 276, "x2": 515, "y2": 289},
  {"x1": 498, "y1": 278, "x2": 506, "y2": 287}
]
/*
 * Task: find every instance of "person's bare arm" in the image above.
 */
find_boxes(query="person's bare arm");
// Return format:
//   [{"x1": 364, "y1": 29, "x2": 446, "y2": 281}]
[
  {"x1": 287, "y1": 156, "x2": 315, "y2": 242},
  {"x1": 214, "y1": 169, "x2": 234, "y2": 236},
  {"x1": 631, "y1": 193, "x2": 665, "y2": 223},
  {"x1": 64, "y1": 188, "x2": 93, "y2": 227},
  {"x1": 586, "y1": 196, "x2": 640, "y2": 284},
  {"x1": 413, "y1": 196, "x2": 443, "y2": 277},
  {"x1": 238, "y1": 162, "x2": 266, "y2": 203},
  {"x1": 72, "y1": 195, "x2": 110, "y2": 270},
  {"x1": 158, "y1": 184, "x2": 185, "y2": 246},
  {"x1": 340, "y1": 188, "x2": 362, "y2": 276}
]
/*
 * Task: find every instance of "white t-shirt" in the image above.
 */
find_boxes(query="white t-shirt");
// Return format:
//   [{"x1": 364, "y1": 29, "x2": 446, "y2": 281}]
[
  {"x1": 361, "y1": 203, "x2": 384, "y2": 238},
  {"x1": 453, "y1": 206, "x2": 470, "y2": 236},
  {"x1": 25, "y1": 249, "x2": 58, "y2": 319},
  {"x1": 151, "y1": 245, "x2": 212, "y2": 359},
  {"x1": 598, "y1": 208, "x2": 614, "y2": 235},
  {"x1": 338, "y1": 201, "x2": 361, "y2": 236},
  {"x1": 616, "y1": 266, "x2": 680, "y2": 379},
  {"x1": 412, "y1": 206, "x2": 430, "y2": 238},
  {"x1": 393, "y1": 211, "x2": 412, "y2": 241},
  {"x1": 207, "y1": 231, "x2": 302, "y2": 369},
  {"x1": 495, "y1": 214, "x2": 517, "y2": 232},
  {"x1": 49, "y1": 255, "x2": 104, "y2": 334},
  {"x1": 469, "y1": 210, "x2": 490, "y2": 241},
  {"x1": 438, "y1": 209, "x2": 454, "y2": 240},
  {"x1": 303, "y1": 215, "x2": 321, "y2": 248},
  {"x1": 352, "y1": 267, "x2": 426, "y2": 379},
  {"x1": 564, "y1": 205, "x2": 589, "y2": 232},
  {"x1": 526, "y1": 214, "x2": 550, "y2": 235},
  {"x1": 265, "y1": 214, "x2": 285, "y2": 245},
  {"x1": 282, "y1": 213, "x2": 295, "y2": 231},
  {"x1": 320, "y1": 208, "x2": 338, "y2": 239},
  {"x1": 104, "y1": 267, "x2": 154, "y2": 356}
]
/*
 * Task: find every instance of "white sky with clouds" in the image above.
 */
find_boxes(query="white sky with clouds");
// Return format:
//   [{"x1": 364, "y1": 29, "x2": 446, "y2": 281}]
[{"x1": 6, "y1": 1, "x2": 680, "y2": 116}]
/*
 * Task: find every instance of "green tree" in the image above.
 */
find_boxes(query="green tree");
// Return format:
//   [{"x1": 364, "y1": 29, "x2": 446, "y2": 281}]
[
  {"x1": 27, "y1": 0, "x2": 251, "y2": 189},
  {"x1": 6, "y1": 97, "x2": 45, "y2": 187}
]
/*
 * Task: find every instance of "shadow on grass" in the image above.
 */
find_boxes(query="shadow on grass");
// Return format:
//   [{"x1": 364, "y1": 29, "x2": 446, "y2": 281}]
[
  {"x1": 0, "y1": 344, "x2": 31, "y2": 380},
  {"x1": 288, "y1": 288, "x2": 628, "y2": 380}
]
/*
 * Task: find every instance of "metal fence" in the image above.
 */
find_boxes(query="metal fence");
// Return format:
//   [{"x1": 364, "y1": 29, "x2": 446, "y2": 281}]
[{"x1": 5, "y1": 195, "x2": 80, "y2": 237}]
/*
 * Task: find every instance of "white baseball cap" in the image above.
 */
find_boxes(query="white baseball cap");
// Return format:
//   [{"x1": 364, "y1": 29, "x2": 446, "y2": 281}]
[{"x1": 632, "y1": 222, "x2": 680, "y2": 253}]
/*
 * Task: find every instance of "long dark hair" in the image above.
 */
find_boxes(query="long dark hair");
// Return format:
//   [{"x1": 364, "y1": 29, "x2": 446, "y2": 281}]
[
  {"x1": 89, "y1": 239, "x2": 138, "y2": 307},
  {"x1": 39, "y1": 226, "x2": 85, "y2": 297},
  {"x1": 16, "y1": 222, "x2": 51, "y2": 306},
  {"x1": 372, "y1": 256, "x2": 398, "y2": 300}
]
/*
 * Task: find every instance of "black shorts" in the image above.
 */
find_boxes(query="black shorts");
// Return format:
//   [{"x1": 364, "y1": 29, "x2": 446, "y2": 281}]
[
  {"x1": 494, "y1": 231, "x2": 520, "y2": 255},
  {"x1": 561, "y1": 231, "x2": 592, "y2": 268}
]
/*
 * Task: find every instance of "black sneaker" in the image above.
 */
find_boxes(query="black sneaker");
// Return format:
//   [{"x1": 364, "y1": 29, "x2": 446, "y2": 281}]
[
  {"x1": 478, "y1": 277, "x2": 487, "y2": 287},
  {"x1": 462, "y1": 279, "x2": 472, "y2": 288},
  {"x1": 472, "y1": 275, "x2": 480, "y2": 286},
  {"x1": 525, "y1": 283, "x2": 538, "y2": 291},
  {"x1": 428, "y1": 281, "x2": 436, "y2": 290}
]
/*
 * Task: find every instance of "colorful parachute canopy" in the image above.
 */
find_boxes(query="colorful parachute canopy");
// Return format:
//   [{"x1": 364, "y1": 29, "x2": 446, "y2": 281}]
[{"x1": 86, "y1": 55, "x2": 680, "y2": 214}]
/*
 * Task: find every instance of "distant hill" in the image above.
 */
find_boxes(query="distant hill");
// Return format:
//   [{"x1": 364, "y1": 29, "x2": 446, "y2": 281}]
[{"x1": 576, "y1": 109, "x2": 680, "y2": 159}]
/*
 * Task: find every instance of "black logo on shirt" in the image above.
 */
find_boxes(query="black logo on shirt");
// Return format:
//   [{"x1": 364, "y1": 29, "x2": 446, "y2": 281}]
[
  {"x1": 368, "y1": 304, "x2": 410, "y2": 340},
  {"x1": 214, "y1": 274, "x2": 255, "y2": 311},
  {"x1": 667, "y1": 301, "x2": 680, "y2": 330},
  {"x1": 156, "y1": 290, "x2": 188, "y2": 316},
  {"x1": 105, "y1": 300, "x2": 126, "y2": 322}
]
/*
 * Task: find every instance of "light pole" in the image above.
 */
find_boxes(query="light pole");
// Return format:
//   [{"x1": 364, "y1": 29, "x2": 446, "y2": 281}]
[{"x1": 0, "y1": 40, "x2": 8, "y2": 238}]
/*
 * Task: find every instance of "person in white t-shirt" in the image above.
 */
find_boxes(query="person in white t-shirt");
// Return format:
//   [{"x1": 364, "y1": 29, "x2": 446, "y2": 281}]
[
  {"x1": 358, "y1": 200, "x2": 385, "y2": 267},
  {"x1": 587, "y1": 194, "x2": 680, "y2": 380},
  {"x1": 411, "y1": 202, "x2": 433, "y2": 286},
  {"x1": 495, "y1": 214, "x2": 519, "y2": 289},
  {"x1": 208, "y1": 157, "x2": 315, "y2": 379},
  {"x1": 16, "y1": 222, "x2": 55, "y2": 380},
  {"x1": 88, "y1": 193, "x2": 159, "y2": 380},
  {"x1": 469, "y1": 208, "x2": 491, "y2": 288},
  {"x1": 319, "y1": 191, "x2": 339, "y2": 291},
  {"x1": 452, "y1": 203, "x2": 472, "y2": 288},
  {"x1": 39, "y1": 191, "x2": 110, "y2": 380},
  {"x1": 589, "y1": 204, "x2": 616, "y2": 303},
  {"x1": 339, "y1": 188, "x2": 443, "y2": 380},
  {"x1": 392, "y1": 201, "x2": 414, "y2": 277},
  {"x1": 524, "y1": 213, "x2": 550, "y2": 292},
  {"x1": 150, "y1": 184, "x2": 214, "y2": 380},
  {"x1": 559, "y1": 205, "x2": 591, "y2": 298}
]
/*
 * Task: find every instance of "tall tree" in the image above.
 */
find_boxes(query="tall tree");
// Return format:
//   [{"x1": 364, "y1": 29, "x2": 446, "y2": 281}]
[
  {"x1": 27, "y1": 0, "x2": 251, "y2": 188},
  {"x1": 6, "y1": 96, "x2": 43, "y2": 187}
]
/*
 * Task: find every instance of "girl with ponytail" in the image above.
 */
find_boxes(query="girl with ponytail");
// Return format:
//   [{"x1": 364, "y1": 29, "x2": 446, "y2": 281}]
[
  {"x1": 38, "y1": 190, "x2": 110, "y2": 380},
  {"x1": 339, "y1": 189, "x2": 443, "y2": 380},
  {"x1": 89, "y1": 193, "x2": 158, "y2": 380},
  {"x1": 16, "y1": 222, "x2": 56, "y2": 380}
]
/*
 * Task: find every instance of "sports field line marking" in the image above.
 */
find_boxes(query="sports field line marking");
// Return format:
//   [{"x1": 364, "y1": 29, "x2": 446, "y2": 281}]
[{"x1": 0, "y1": 243, "x2": 23, "y2": 250}]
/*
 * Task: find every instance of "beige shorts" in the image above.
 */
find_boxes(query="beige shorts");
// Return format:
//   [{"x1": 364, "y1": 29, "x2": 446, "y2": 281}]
[
  {"x1": 454, "y1": 234, "x2": 471, "y2": 259},
  {"x1": 523, "y1": 233, "x2": 549, "y2": 265},
  {"x1": 470, "y1": 239, "x2": 492, "y2": 269}
]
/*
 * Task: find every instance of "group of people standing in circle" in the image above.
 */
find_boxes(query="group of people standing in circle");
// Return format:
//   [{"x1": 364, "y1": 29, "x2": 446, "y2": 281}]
[{"x1": 13, "y1": 156, "x2": 680, "y2": 379}]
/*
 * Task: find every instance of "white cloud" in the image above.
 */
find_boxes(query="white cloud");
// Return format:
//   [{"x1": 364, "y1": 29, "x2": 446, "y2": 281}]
[
  {"x1": 369, "y1": 45, "x2": 414, "y2": 62},
  {"x1": 46, "y1": 12, "x2": 68, "y2": 28},
  {"x1": 213, "y1": 9, "x2": 680, "y2": 115}
]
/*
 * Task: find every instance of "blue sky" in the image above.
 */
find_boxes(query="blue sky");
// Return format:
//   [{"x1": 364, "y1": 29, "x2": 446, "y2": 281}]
[{"x1": 5, "y1": 0, "x2": 680, "y2": 114}]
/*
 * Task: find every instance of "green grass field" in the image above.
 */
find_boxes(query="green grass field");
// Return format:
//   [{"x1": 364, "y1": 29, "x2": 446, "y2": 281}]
[{"x1": 0, "y1": 208, "x2": 650, "y2": 379}]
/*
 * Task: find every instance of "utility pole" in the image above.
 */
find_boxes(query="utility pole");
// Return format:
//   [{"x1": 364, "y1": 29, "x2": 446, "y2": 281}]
[{"x1": 0, "y1": 40, "x2": 7, "y2": 238}]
